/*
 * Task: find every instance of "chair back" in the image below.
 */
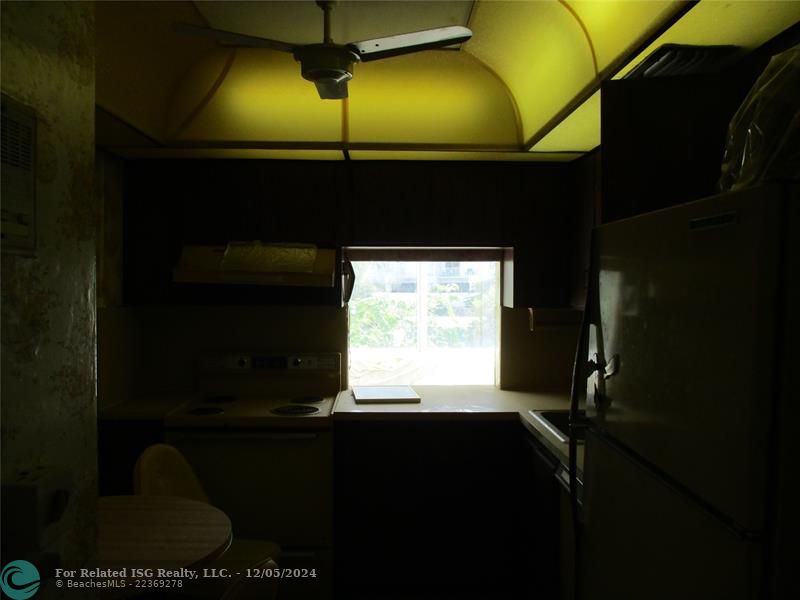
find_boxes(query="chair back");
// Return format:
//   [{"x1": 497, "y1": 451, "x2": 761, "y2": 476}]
[{"x1": 133, "y1": 443, "x2": 209, "y2": 503}]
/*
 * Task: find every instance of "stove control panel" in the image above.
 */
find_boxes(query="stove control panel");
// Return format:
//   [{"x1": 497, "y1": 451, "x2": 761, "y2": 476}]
[
  {"x1": 288, "y1": 355, "x2": 339, "y2": 370},
  {"x1": 199, "y1": 353, "x2": 340, "y2": 373}
]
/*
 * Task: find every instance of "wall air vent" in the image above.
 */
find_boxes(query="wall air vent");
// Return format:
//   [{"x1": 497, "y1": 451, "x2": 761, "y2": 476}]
[
  {"x1": 2, "y1": 108, "x2": 34, "y2": 169},
  {"x1": 1, "y1": 94, "x2": 37, "y2": 254}
]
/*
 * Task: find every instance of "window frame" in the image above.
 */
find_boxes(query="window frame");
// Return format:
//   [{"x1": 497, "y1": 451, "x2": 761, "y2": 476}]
[
  {"x1": 344, "y1": 247, "x2": 504, "y2": 387},
  {"x1": 344, "y1": 247, "x2": 505, "y2": 263}
]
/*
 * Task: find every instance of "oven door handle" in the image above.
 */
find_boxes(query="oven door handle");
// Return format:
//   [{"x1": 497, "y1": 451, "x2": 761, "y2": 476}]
[{"x1": 167, "y1": 432, "x2": 319, "y2": 441}]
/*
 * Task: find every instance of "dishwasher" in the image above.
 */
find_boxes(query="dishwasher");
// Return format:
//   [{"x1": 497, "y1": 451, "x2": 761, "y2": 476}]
[{"x1": 523, "y1": 432, "x2": 562, "y2": 600}]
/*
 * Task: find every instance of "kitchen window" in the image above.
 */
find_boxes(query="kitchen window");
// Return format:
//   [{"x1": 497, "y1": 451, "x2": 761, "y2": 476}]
[{"x1": 345, "y1": 248, "x2": 501, "y2": 386}]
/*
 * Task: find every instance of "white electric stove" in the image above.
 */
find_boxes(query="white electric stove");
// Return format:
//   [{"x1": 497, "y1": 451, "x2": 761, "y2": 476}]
[
  {"x1": 163, "y1": 351, "x2": 340, "y2": 598},
  {"x1": 165, "y1": 352, "x2": 341, "y2": 429}
]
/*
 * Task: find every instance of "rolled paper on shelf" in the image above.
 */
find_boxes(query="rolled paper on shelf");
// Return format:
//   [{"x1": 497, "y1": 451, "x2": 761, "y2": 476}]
[{"x1": 221, "y1": 242, "x2": 317, "y2": 273}]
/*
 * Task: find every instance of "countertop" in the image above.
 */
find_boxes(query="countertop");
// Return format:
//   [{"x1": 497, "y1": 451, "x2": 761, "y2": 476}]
[
  {"x1": 333, "y1": 385, "x2": 565, "y2": 417},
  {"x1": 333, "y1": 385, "x2": 582, "y2": 474},
  {"x1": 100, "y1": 385, "x2": 582, "y2": 474}
]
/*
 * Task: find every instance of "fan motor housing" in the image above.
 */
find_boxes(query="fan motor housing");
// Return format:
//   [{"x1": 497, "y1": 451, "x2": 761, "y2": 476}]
[{"x1": 294, "y1": 44, "x2": 359, "y2": 84}]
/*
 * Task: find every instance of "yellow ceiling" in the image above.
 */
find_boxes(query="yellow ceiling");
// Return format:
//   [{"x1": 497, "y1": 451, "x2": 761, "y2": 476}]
[
  {"x1": 95, "y1": 0, "x2": 800, "y2": 161},
  {"x1": 531, "y1": 90, "x2": 601, "y2": 153},
  {"x1": 96, "y1": 0, "x2": 216, "y2": 138},
  {"x1": 347, "y1": 51, "x2": 520, "y2": 147},
  {"x1": 464, "y1": 0, "x2": 683, "y2": 146},
  {"x1": 537, "y1": 0, "x2": 800, "y2": 154},
  {"x1": 170, "y1": 49, "x2": 343, "y2": 143}
]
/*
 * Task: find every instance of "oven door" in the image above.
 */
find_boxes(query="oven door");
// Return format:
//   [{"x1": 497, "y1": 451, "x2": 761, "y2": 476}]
[{"x1": 165, "y1": 430, "x2": 333, "y2": 548}]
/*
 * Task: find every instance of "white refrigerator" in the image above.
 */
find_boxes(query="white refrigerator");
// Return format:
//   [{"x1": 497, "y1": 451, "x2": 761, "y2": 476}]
[{"x1": 579, "y1": 183, "x2": 798, "y2": 599}]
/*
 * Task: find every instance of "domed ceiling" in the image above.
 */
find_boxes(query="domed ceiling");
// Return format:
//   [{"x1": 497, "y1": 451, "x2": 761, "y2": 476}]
[{"x1": 96, "y1": 0, "x2": 800, "y2": 161}]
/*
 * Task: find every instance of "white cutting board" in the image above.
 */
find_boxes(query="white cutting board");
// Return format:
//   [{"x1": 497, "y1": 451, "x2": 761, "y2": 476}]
[{"x1": 353, "y1": 385, "x2": 421, "y2": 404}]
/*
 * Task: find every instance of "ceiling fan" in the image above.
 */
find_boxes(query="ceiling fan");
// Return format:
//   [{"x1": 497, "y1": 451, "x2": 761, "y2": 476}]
[{"x1": 175, "y1": 0, "x2": 472, "y2": 99}]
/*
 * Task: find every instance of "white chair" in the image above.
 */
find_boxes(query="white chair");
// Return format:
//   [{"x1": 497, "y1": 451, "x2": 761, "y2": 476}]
[
  {"x1": 133, "y1": 444, "x2": 281, "y2": 598},
  {"x1": 133, "y1": 443, "x2": 209, "y2": 502}
]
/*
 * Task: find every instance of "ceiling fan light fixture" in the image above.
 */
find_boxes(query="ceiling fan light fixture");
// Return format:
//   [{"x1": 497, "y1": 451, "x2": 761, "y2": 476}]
[
  {"x1": 294, "y1": 44, "x2": 359, "y2": 99},
  {"x1": 313, "y1": 77, "x2": 350, "y2": 100}
]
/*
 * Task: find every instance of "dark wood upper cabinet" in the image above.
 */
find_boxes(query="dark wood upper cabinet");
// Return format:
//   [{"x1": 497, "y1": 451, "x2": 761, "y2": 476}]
[
  {"x1": 600, "y1": 63, "x2": 764, "y2": 223},
  {"x1": 123, "y1": 160, "x2": 345, "y2": 305},
  {"x1": 566, "y1": 151, "x2": 599, "y2": 310},
  {"x1": 123, "y1": 160, "x2": 575, "y2": 307}
]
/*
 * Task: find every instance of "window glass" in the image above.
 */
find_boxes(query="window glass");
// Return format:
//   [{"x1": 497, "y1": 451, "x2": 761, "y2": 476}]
[{"x1": 349, "y1": 261, "x2": 498, "y2": 385}]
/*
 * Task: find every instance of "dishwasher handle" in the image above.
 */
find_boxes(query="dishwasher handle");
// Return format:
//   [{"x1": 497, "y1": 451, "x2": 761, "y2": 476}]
[{"x1": 555, "y1": 464, "x2": 582, "y2": 504}]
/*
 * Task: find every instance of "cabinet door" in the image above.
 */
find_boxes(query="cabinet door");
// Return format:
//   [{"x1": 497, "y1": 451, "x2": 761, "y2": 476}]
[
  {"x1": 600, "y1": 71, "x2": 760, "y2": 223},
  {"x1": 334, "y1": 421, "x2": 529, "y2": 596},
  {"x1": 166, "y1": 431, "x2": 333, "y2": 547}
]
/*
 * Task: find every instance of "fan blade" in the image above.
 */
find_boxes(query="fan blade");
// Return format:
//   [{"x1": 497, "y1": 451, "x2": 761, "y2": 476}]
[
  {"x1": 314, "y1": 78, "x2": 349, "y2": 100},
  {"x1": 174, "y1": 22, "x2": 295, "y2": 53},
  {"x1": 348, "y1": 25, "x2": 472, "y2": 62}
]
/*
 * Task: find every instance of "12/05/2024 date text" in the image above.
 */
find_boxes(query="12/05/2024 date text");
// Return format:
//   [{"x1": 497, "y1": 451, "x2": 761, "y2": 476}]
[{"x1": 202, "y1": 568, "x2": 317, "y2": 579}]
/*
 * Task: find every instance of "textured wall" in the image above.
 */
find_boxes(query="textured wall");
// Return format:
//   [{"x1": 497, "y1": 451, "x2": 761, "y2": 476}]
[{"x1": 1, "y1": 0, "x2": 97, "y2": 581}]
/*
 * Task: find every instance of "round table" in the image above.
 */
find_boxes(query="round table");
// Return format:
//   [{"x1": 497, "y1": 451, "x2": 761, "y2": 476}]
[{"x1": 97, "y1": 495, "x2": 232, "y2": 569}]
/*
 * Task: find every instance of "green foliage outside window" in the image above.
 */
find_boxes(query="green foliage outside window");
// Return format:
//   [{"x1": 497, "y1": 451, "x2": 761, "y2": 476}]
[
  {"x1": 349, "y1": 296, "x2": 417, "y2": 348},
  {"x1": 427, "y1": 283, "x2": 495, "y2": 348},
  {"x1": 349, "y1": 261, "x2": 497, "y2": 351}
]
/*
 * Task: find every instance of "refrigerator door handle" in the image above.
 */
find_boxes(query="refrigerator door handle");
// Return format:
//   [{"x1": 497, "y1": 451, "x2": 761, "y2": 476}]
[
  {"x1": 587, "y1": 353, "x2": 619, "y2": 379},
  {"x1": 586, "y1": 353, "x2": 605, "y2": 378},
  {"x1": 603, "y1": 354, "x2": 620, "y2": 379}
]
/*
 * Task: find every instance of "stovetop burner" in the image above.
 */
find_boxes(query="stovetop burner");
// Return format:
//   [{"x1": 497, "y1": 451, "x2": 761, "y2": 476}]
[
  {"x1": 291, "y1": 396, "x2": 324, "y2": 404},
  {"x1": 271, "y1": 405, "x2": 320, "y2": 416}
]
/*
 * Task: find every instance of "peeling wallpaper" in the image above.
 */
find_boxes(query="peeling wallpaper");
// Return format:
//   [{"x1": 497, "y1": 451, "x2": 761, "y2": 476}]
[{"x1": 1, "y1": 0, "x2": 97, "y2": 583}]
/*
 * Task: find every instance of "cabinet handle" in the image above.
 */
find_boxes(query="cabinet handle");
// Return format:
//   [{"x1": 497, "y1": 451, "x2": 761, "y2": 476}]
[{"x1": 554, "y1": 466, "x2": 571, "y2": 492}]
